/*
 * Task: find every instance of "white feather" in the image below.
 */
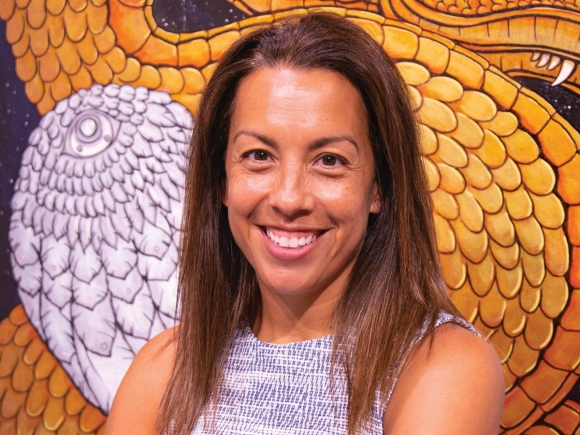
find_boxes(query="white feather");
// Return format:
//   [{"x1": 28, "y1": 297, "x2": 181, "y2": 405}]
[
  {"x1": 65, "y1": 195, "x2": 76, "y2": 215},
  {"x1": 167, "y1": 102, "x2": 193, "y2": 130},
  {"x1": 52, "y1": 212, "x2": 69, "y2": 240},
  {"x1": 109, "y1": 202, "x2": 132, "y2": 242},
  {"x1": 132, "y1": 135, "x2": 154, "y2": 158},
  {"x1": 54, "y1": 193, "x2": 65, "y2": 214},
  {"x1": 124, "y1": 149, "x2": 139, "y2": 171},
  {"x1": 165, "y1": 160, "x2": 185, "y2": 188},
  {"x1": 39, "y1": 167, "x2": 51, "y2": 186},
  {"x1": 99, "y1": 215, "x2": 118, "y2": 248},
  {"x1": 122, "y1": 176, "x2": 136, "y2": 198},
  {"x1": 100, "y1": 236, "x2": 137, "y2": 279},
  {"x1": 135, "y1": 191, "x2": 157, "y2": 224},
  {"x1": 11, "y1": 191, "x2": 28, "y2": 211},
  {"x1": 44, "y1": 149, "x2": 58, "y2": 171},
  {"x1": 72, "y1": 267, "x2": 107, "y2": 309},
  {"x1": 70, "y1": 241, "x2": 102, "y2": 284},
  {"x1": 71, "y1": 293, "x2": 116, "y2": 357},
  {"x1": 41, "y1": 234, "x2": 70, "y2": 279},
  {"x1": 41, "y1": 210, "x2": 55, "y2": 236},
  {"x1": 138, "y1": 158, "x2": 154, "y2": 184},
  {"x1": 167, "y1": 127, "x2": 187, "y2": 143},
  {"x1": 67, "y1": 214, "x2": 80, "y2": 246},
  {"x1": 9, "y1": 217, "x2": 41, "y2": 267},
  {"x1": 101, "y1": 189, "x2": 116, "y2": 212},
  {"x1": 78, "y1": 216, "x2": 93, "y2": 251},
  {"x1": 133, "y1": 220, "x2": 170, "y2": 259},
  {"x1": 124, "y1": 201, "x2": 145, "y2": 234},
  {"x1": 159, "y1": 175, "x2": 181, "y2": 201},
  {"x1": 131, "y1": 171, "x2": 145, "y2": 192},
  {"x1": 21, "y1": 197, "x2": 36, "y2": 227},
  {"x1": 92, "y1": 175, "x2": 104, "y2": 193},
  {"x1": 43, "y1": 271, "x2": 73, "y2": 309},
  {"x1": 87, "y1": 95, "x2": 104, "y2": 108},
  {"x1": 11, "y1": 256, "x2": 42, "y2": 296},
  {"x1": 119, "y1": 85, "x2": 135, "y2": 102},
  {"x1": 146, "y1": 183, "x2": 170, "y2": 213},
  {"x1": 99, "y1": 171, "x2": 114, "y2": 189},
  {"x1": 60, "y1": 107, "x2": 75, "y2": 127},
  {"x1": 75, "y1": 196, "x2": 88, "y2": 218},
  {"x1": 111, "y1": 286, "x2": 154, "y2": 340},
  {"x1": 149, "y1": 269, "x2": 178, "y2": 318},
  {"x1": 93, "y1": 194, "x2": 106, "y2": 216},
  {"x1": 110, "y1": 182, "x2": 129, "y2": 203},
  {"x1": 72, "y1": 331, "x2": 113, "y2": 412},
  {"x1": 83, "y1": 159, "x2": 96, "y2": 178},
  {"x1": 137, "y1": 241, "x2": 177, "y2": 281},
  {"x1": 108, "y1": 266, "x2": 143, "y2": 303},
  {"x1": 85, "y1": 198, "x2": 97, "y2": 218},
  {"x1": 40, "y1": 293, "x2": 76, "y2": 363},
  {"x1": 81, "y1": 176, "x2": 94, "y2": 196}
]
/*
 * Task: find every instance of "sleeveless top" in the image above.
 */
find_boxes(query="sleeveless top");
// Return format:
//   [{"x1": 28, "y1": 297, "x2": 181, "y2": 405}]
[{"x1": 191, "y1": 312, "x2": 479, "y2": 435}]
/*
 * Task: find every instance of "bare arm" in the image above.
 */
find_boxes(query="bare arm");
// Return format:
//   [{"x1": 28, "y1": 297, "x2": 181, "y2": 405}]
[
  {"x1": 383, "y1": 323, "x2": 505, "y2": 435},
  {"x1": 104, "y1": 327, "x2": 177, "y2": 435}
]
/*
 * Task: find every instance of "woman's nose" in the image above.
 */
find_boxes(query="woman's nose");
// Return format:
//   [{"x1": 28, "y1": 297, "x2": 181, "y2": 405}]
[{"x1": 268, "y1": 163, "x2": 314, "y2": 217}]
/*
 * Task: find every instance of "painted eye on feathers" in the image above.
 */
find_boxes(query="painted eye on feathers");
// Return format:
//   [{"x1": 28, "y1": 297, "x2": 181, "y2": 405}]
[{"x1": 66, "y1": 110, "x2": 120, "y2": 158}]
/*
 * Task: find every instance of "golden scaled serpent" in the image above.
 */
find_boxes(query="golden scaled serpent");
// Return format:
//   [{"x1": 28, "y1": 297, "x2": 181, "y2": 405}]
[{"x1": 1, "y1": 1, "x2": 580, "y2": 434}]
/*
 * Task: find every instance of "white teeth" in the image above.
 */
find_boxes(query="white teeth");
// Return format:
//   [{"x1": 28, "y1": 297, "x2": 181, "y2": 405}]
[
  {"x1": 552, "y1": 59, "x2": 575, "y2": 86},
  {"x1": 537, "y1": 53, "x2": 550, "y2": 68},
  {"x1": 531, "y1": 52, "x2": 576, "y2": 87},
  {"x1": 266, "y1": 229, "x2": 318, "y2": 248},
  {"x1": 547, "y1": 56, "x2": 561, "y2": 71}
]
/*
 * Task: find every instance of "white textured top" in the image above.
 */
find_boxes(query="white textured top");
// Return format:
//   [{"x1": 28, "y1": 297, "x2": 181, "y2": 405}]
[{"x1": 191, "y1": 312, "x2": 478, "y2": 434}]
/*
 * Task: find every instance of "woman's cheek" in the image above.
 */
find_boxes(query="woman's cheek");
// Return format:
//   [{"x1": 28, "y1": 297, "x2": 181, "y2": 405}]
[{"x1": 226, "y1": 170, "x2": 272, "y2": 210}]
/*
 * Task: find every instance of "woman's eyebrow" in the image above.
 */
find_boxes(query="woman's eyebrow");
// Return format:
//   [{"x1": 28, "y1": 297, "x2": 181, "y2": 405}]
[
  {"x1": 233, "y1": 130, "x2": 359, "y2": 151},
  {"x1": 309, "y1": 135, "x2": 359, "y2": 151},
  {"x1": 233, "y1": 130, "x2": 276, "y2": 146}
]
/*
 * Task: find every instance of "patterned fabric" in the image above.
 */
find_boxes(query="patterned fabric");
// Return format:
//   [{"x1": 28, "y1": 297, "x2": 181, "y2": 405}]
[{"x1": 191, "y1": 312, "x2": 478, "y2": 435}]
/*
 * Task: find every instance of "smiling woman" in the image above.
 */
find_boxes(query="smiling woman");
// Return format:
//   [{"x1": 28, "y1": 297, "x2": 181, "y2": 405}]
[
  {"x1": 224, "y1": 67, "x2": 381, "y2": 338},
  {"x1": 104, "y1": 12, "x2": 504, "y2": 435}
]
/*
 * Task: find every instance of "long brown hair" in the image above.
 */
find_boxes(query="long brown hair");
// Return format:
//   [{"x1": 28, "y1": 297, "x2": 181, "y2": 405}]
[{"x1": 157, "y1": 12, "x2": 461, "y2": 435}]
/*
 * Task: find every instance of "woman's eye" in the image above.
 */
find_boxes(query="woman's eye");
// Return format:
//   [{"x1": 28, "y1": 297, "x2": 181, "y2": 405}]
[
  {"x1": 248, "y1": 150, "x2": 269, "y2": 161},
  {"x1": 319, "y1": 155, "x2": 341, "y2": 166}
]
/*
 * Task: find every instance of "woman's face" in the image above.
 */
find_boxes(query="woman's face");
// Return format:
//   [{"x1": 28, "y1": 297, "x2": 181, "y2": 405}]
[{"x1": 224, "y1": 67, "x2": 380, "y2": 302}]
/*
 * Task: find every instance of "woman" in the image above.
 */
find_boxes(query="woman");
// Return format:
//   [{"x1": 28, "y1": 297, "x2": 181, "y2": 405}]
[{"x1": 105, "y1": 12, "x2": 504, "y2": 435}]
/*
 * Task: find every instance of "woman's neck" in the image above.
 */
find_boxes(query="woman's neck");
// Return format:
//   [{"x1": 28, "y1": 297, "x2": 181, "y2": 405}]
[{"x1": 252, "y1": 288, "x2": 340, "y2": 344}]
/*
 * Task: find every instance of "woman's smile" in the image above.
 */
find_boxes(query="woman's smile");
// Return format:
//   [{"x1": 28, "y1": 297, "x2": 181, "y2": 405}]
[{"x1": 223, "y1": 66, "x2": 381, "y2": 301}]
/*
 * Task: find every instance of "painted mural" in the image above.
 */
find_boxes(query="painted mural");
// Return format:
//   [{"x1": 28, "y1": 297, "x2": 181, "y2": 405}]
[{"x1": 0, "y1": 0, "x2": 579, "y2": 434}]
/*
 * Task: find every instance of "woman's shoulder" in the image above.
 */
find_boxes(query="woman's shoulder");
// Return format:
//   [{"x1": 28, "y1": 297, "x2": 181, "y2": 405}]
[
  {"x1": 383, "y1": 320, "x2": 505, "y2": 435},
  {"x1": 104, "y1": 326, "x2": 178, "y2": 435}
]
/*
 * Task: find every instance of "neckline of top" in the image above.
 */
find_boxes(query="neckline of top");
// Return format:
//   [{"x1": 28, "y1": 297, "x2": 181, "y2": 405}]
[{"x1": 241, "y1": 325, "x2": 334, "y2": 348}]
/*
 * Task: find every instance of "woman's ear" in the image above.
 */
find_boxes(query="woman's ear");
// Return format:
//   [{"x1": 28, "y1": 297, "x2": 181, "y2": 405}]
[
  {"x1": 370, "y1": 182, "x2": 381, "y2": 214},
  {"x1": 221, "y1": 179, "x2": 228, "y2": 207}
]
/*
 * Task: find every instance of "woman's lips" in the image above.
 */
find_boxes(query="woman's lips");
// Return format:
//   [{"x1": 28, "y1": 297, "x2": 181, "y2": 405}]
[
  {"x1": 260, "y1": 226, "x2": 324, "y2": 260},
  {"x1": 265, "y1": 227, "x2": 320, "y2": 248}
]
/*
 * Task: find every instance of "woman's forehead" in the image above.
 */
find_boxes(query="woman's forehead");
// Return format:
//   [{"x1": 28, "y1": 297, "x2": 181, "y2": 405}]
[{"x1": 229, "y1": 67, "x2": 368, "y2": 138}]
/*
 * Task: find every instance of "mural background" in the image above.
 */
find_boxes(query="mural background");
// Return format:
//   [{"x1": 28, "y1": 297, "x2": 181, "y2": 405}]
[{"x1": 1, "y1": 0, "x2": 580, "y2": 433}]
